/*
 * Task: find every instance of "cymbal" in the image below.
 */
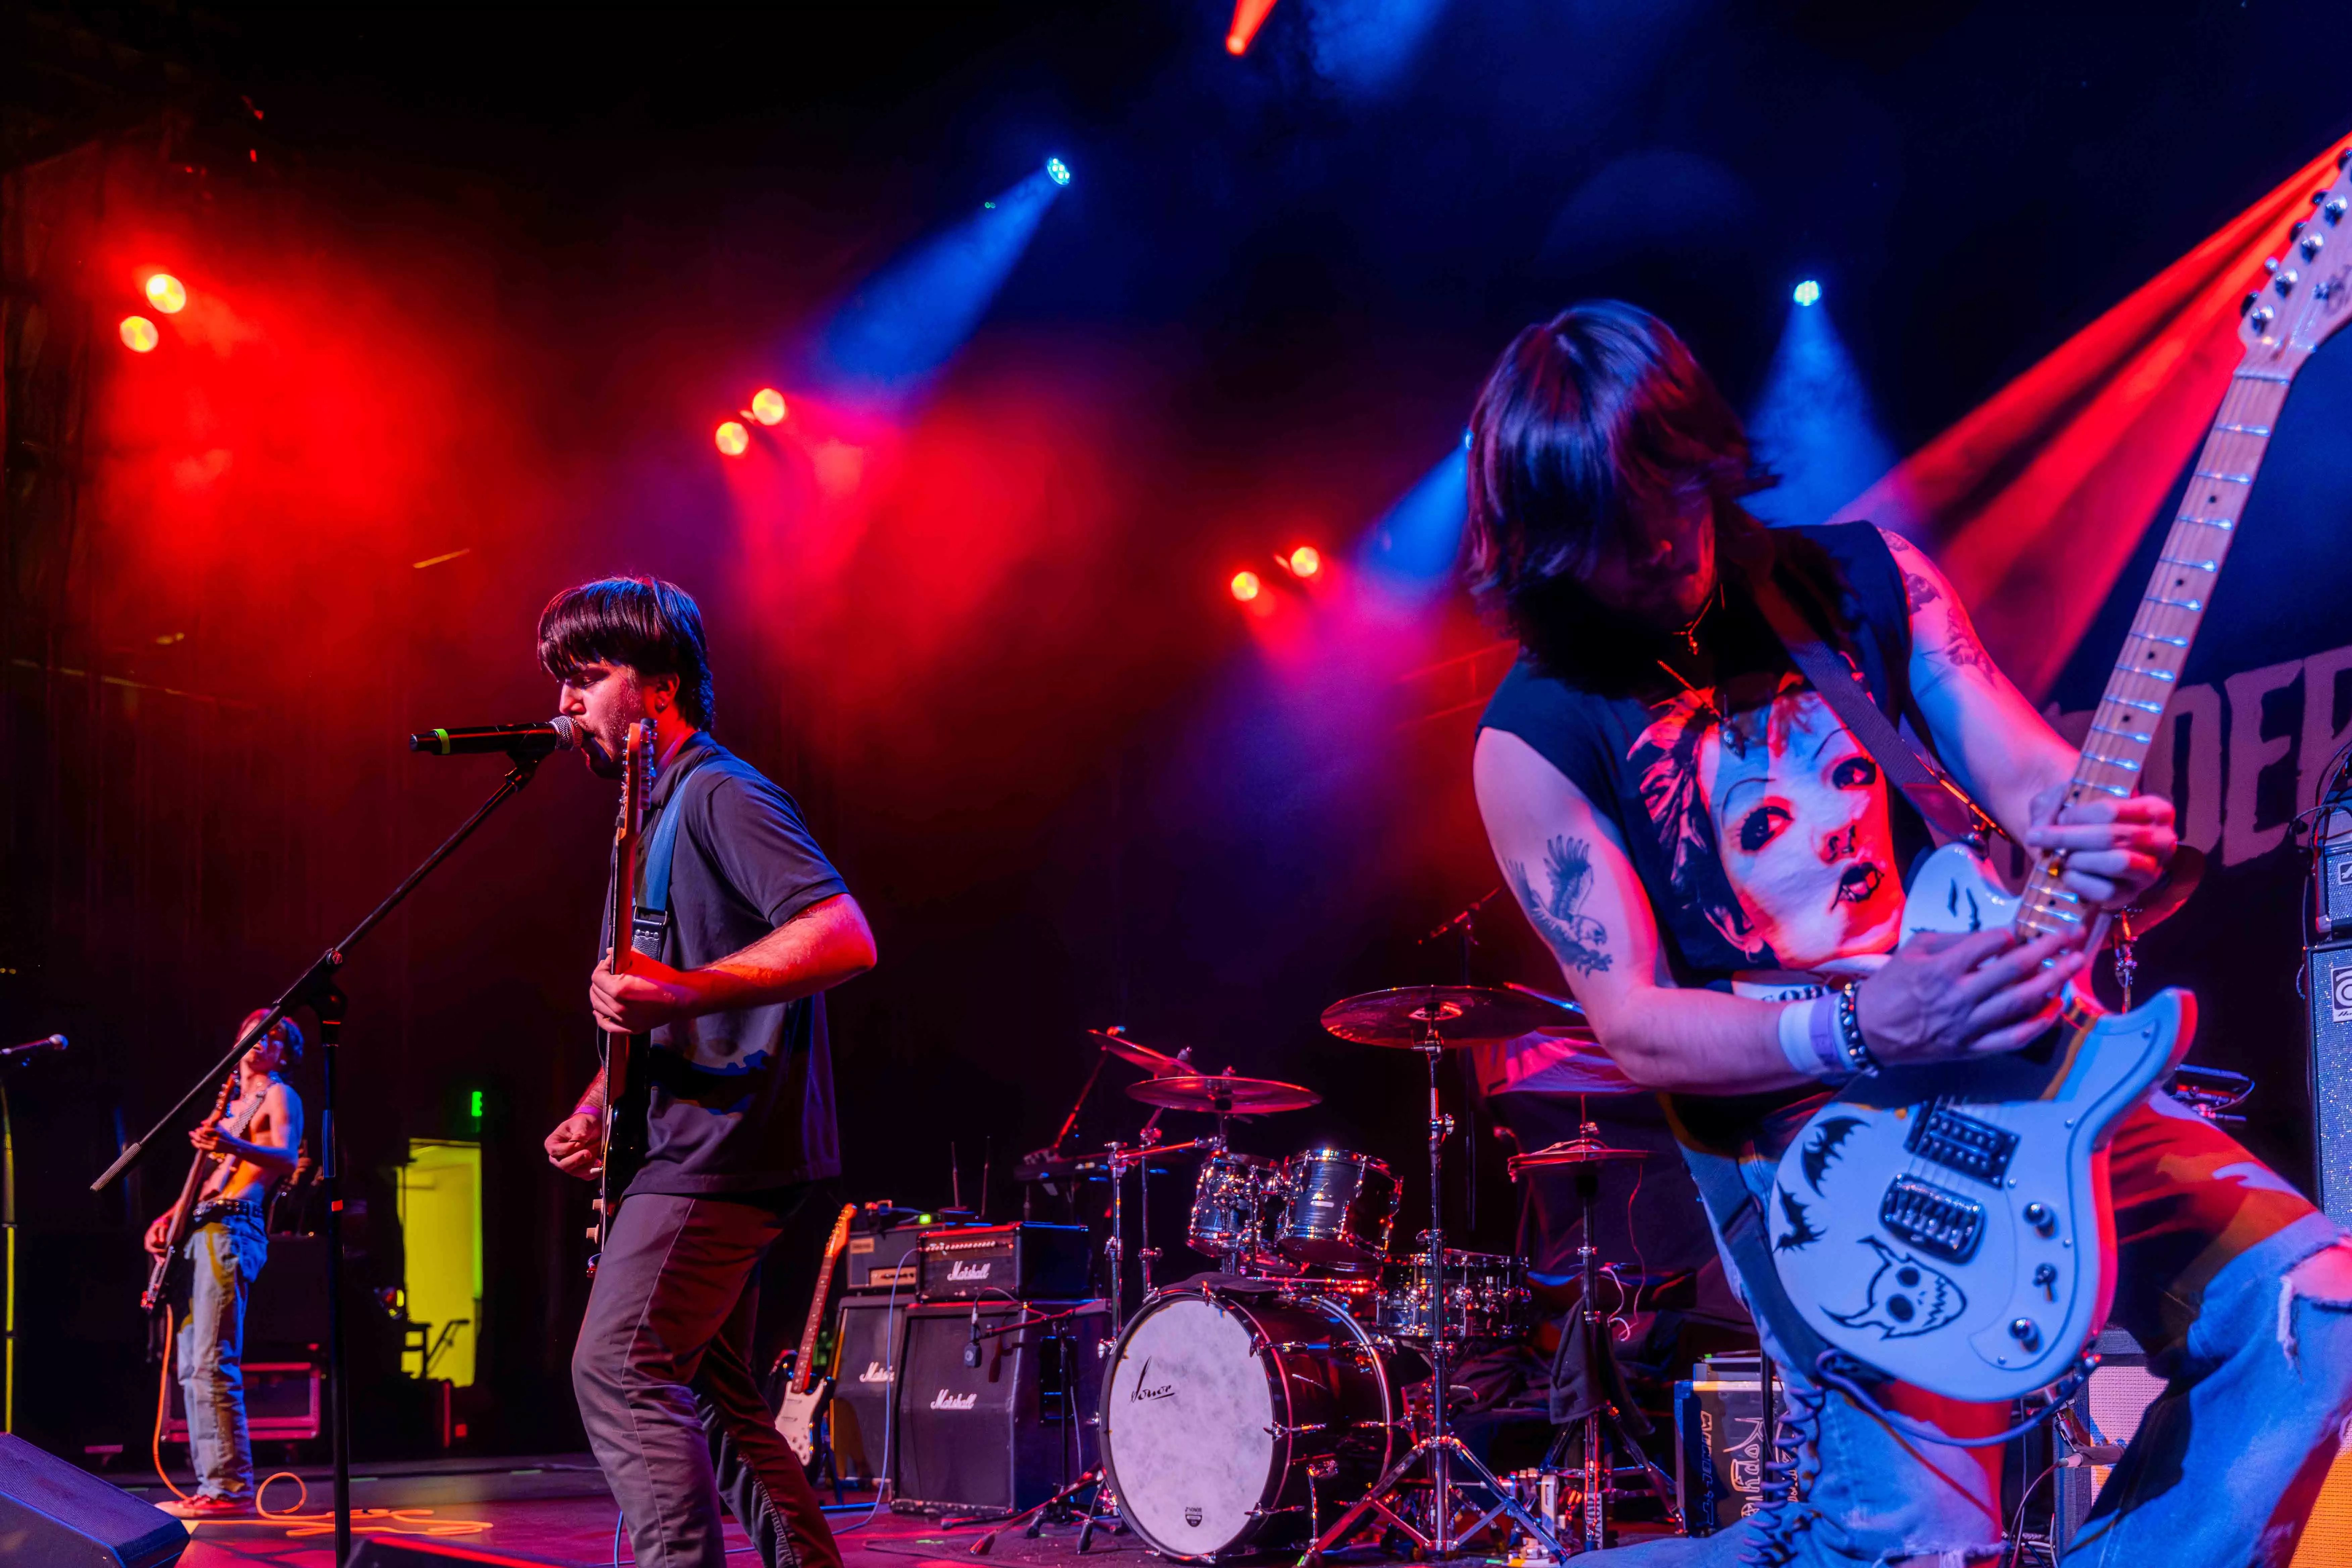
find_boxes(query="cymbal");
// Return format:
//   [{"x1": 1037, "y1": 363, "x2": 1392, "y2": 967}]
[
  {"x1": 1506, "y1": 1136, "x2": 1649, "y2": 1177},
  {"x1": 1087, "y1": 1027, "x2": 1191, "y2": 1077},
  {"x1": 1321, "y1": 984, "x2": 1583, "y2": 1048},
  {"x1": 1125, "y1": 1073, "x2": 1321, "y2": 1115}
]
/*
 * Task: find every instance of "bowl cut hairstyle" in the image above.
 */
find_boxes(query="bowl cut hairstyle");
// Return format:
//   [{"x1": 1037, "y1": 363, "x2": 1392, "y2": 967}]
[{"x1": 536, "y1": 576, "x2": 717, "y2": 729}]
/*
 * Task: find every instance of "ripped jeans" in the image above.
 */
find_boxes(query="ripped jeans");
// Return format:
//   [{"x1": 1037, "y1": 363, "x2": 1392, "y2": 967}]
[{"x1": 1655, "y1": 1092, "x2": 2352, "y2": 1566}]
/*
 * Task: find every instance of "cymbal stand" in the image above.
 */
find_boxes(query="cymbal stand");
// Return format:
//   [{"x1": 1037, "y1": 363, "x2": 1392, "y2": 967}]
[{"x1": 1300, "y1": 1019, "x2": 1565, "y2": 1565}]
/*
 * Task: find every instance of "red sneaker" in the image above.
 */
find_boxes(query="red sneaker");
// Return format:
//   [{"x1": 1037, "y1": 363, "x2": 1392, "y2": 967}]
[{"x1": 159, "y1": 1494, "x2": 257, "y2": 1520}]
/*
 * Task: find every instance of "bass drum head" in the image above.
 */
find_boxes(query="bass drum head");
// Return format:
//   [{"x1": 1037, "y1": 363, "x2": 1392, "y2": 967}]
[{"x1": 1100, "y1": 1292, "x2": 1277, "y2": 1558}]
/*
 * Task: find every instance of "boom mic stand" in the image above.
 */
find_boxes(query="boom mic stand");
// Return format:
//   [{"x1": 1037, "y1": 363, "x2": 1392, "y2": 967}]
[{"x1": 92, "y1": 746, "x2": 549, "y2": 1565}]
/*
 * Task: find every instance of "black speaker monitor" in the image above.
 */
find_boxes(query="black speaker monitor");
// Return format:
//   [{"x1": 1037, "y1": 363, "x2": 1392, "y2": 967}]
[
  {"x1": 891, "y1": 1301, "x2": 1104, "y2": 1518},
  {"x1": 0, "y1": 1433, "x2": 186, "y2": 1568}
]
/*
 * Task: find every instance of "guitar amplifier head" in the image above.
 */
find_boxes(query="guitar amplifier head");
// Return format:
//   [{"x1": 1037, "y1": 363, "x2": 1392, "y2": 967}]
[
  {"x1": 917, "y1": 1224, "x2": 1090, "y2": 1302},
  {"x1": 2322, "y1": 831, "x2": 2352, "y2": 939}
]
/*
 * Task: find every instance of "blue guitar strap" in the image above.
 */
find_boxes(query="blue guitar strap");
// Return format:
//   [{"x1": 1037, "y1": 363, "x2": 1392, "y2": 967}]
[{"x1": 630, "y1": 746, "x2": 722, "y2": 962}]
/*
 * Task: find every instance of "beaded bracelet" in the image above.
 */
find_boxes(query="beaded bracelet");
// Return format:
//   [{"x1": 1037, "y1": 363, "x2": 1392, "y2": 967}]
[{"x1": 1834, "y1": 984, "x2": 1881, "y2": 1075}]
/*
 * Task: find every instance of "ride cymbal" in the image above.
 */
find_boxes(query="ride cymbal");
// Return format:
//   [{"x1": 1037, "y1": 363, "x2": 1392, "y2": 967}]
[
  {"x1": 1124, "y1": 1073, "x2": 1321, "y2": 1114},
  {"x1": 1320, "y1": 984, "x2": 1583, "y2": 1048}
]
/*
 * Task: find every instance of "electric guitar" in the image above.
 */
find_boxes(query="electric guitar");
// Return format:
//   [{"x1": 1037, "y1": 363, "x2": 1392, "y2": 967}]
[
  {"x1": 775, "y1": 1203, "x2": 859, "y2": 1468},
  {"x1": 142, "y1": 1057, "x2": 281, "y2": 1311},
  {"x1": 1767, "y1": 153, "x2": 2352, "y2": 1403},
  {"x1": 590, "y1": 718, "x2": 655, "y2": 1271}
]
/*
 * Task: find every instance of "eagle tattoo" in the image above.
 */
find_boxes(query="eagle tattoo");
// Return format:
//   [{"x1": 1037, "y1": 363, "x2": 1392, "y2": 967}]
[{"x1": 1509, "y1": 835, "x2": 1612, "y2": 976}]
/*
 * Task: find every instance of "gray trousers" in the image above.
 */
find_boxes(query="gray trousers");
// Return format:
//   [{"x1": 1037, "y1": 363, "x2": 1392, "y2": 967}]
[
  {"x1": 572, "y1": 1189, "x2": 843, "y2": 1568},
  {"x1": 177, "y1": 1208, "x2": 267, "y2": 1501}
]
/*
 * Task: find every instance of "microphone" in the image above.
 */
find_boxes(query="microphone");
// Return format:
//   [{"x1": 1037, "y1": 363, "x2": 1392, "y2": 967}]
[
  {"x1": 963, "y1": 1301, "x2": 983, "y2": 1368},
  {"x1": 408, "y1": 719, "x2": 580, "y2": 757},
  {"x1": 2, "y1": 1035, "x2": 66, "y2": 1061}
]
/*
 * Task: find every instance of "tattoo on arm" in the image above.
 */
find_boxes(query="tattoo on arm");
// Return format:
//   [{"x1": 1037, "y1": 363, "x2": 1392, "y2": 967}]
[
  {"x1": 1507, "y1": 835, "x2": 1613, "y2": 976},
  {"x1": 1901, "y1": 569, "x2": 1942, "y2": 616}
]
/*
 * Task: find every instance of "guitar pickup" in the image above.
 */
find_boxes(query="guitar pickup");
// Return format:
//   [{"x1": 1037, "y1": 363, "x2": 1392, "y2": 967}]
[
  {"x1": 1879, "y1": 1175, "x2": 1986, "y2": 1264},
  {"x1": 1905, "y1": 1100, "x2": 2018, "y2": 1186}
]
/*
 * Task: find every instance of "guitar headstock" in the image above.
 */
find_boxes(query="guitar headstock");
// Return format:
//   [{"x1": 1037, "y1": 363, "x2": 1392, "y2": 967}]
[
  {"x1": 2240, "y1": 145, "x2": 2352, "y2": 364},
  {"x1": 614, "y1": 718, "x2": 654, "y2": 848}
]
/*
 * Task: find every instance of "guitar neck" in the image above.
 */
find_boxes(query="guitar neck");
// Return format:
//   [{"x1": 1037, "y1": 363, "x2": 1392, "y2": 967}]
[
  {"x1": 2015, "y1": 363, "x2": 2287, "y2": 938},
  {"x1": 789, "y1": 1209, "x2": 857, "y2": 1396}
]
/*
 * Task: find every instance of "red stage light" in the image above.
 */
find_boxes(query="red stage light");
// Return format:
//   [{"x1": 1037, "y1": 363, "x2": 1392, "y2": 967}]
[
  {"x1": 750, "y1": 388, "x2": 787, "y2": 426},
  {"x1": 715, "y1": 420, "x2": 749, "y2": 457},
  {"x1": 145, "y1": 273, "x2": 188, "y2": 314},
  {"x1": 1227, "y1": 0, "x2": 1280, "y2": 54},
  {"x1": 1230, "y1": 570, "x2": 1263, "y2": 603},
  {"x1": 1287, "y1": 545, "x2": 1321, "y2": 578},
  {"x1": 119, "y1": 316, "x2": 159, "y2": 353}
]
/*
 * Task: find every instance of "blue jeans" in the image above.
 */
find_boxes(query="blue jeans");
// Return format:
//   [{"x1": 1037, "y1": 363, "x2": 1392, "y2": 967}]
[
  {"x1": 1605, "y1": 1094, "x2": 2352, "y2": 1565},
  {"x1": 177, "y1": 1207, "x2": 267, "y2": 1501}
]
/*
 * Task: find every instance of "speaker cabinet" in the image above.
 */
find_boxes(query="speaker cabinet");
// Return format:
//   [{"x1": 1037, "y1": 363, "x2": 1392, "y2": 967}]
[
  {"x1": 891, "y1": 1300, "x2": 1104, "y2": 1518},
  {"x1": 827, "y1": 1296, "x2": 908, "y2": 1488},
  {"x1": 2310, "y1": 941, "x2": 2352, "y2": 1226},
  {"x1": 0, "y1": 1433, "x2": 186, "y2": 1567}
]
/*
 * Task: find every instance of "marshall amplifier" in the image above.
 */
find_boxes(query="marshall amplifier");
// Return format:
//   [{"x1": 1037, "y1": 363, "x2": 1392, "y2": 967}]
[
  {"x1": 827, "y1": 1296, "x2": 910, "y2": 1489},
  {"x1": 846, "y1": 1226, "x2": 927, "y2": 1294},
  {"x1": 892, "y1": 1300, "x2": 1105, "y2": 1518},
  {"x1": 917, "y1": 1223, "x2": 1089, "y2": 1302}
]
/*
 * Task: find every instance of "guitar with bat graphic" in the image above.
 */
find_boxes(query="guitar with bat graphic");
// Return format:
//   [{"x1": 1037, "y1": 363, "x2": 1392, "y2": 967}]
[{"x1": 1766, "y1": 153, "x2": 2352, "y2": 1402}]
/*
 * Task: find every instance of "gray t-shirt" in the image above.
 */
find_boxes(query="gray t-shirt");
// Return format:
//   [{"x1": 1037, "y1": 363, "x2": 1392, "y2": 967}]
[{"x1": 612, "y1": 733, "x2": 850, "y2": 1195}]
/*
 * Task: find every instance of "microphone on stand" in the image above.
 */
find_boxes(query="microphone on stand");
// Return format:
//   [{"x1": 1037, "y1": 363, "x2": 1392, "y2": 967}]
[
  {"x1": 964, "y1": 1300, "x2": 984, "y2": 1368},
  {"x1": 407, "y1": 719, "x2": 581, "y2": 757},
  {"x1": 2, "y1": 1035, "x2": 66, "y2": 1061}
]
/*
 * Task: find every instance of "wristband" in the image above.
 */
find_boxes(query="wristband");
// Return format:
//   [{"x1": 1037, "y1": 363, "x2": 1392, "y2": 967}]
[
  {"x1": 1835, "y1": 984, "x2": 1882, "y2": 1076},
  {"x1": 1776, "y1": 994, "x2": 1849, "y2": 1080}
]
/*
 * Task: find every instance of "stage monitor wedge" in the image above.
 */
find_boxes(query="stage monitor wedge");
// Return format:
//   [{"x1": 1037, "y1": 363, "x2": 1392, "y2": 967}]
[
  {"x1": 347, "y1": 1536, "x2": 572, "y2": 1565},
  {"x1": 0, "y1": 1433, "x2": 187, "y2": 1568}
]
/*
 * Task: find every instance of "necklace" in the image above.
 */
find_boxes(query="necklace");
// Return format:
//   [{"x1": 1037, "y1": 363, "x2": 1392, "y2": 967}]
[{"x1": 1675, "y1": 580, "x2": 1723, "y2": 656}]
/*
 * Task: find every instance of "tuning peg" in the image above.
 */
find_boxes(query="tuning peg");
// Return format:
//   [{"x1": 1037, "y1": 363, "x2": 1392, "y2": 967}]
[
  {"x1": 2250, "y1": 304, "x2": 2277, "y2": 330},
  {"x1": 2304, "y1": 231, "x2": 2327, "y2": 259},
  {"x1": 2276, "y1": 269, "x2": 2299, "y2": 296},
  {"x1": 2328, "y1": 198, "x2": 2348, "y2": 226},
  {"x1": 2266, "y1": 256, "x2": 2282, "y2": 273},
  {"x1": 2338, "y1": 146, "x2": 2351, "y2": 170},
  {"x1": 2242, "y1": 290, "x2": 2262, "y2": 317}
]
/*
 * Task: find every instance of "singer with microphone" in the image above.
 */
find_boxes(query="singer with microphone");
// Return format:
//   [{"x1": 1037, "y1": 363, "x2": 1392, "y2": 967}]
[{"x1": 533, "y1": 576, "x2": 875, "y2": 1568}]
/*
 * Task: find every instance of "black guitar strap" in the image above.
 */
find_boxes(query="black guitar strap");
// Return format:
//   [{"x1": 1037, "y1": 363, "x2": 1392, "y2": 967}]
[{"x1": 1748, "y1": 565, "x2": 2008, "y2": 851}]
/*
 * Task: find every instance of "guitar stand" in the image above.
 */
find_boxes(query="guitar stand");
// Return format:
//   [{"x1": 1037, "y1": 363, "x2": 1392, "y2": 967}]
[{"x1": 90, "y1": 747, "x2": 552, "y2": 1566}]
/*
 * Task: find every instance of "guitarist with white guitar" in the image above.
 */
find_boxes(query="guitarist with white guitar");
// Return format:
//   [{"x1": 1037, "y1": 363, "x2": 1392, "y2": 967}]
[
  {"x1": 1469, "y1": 301, "x2": 2352, "y2": 1565},
  {"x1": 536, "y1": 576, "x2": 876, "y2": 1568}
]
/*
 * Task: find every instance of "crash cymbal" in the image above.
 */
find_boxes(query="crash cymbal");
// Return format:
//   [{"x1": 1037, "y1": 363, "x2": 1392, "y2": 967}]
[
  {"x1": 1087, "y1": 1027, "x2": 1192, "y2": 1077},
  {"x1": 1320, "y1": 984, "x2": 1582, "y2": 1048},
  {"x1": 1506, "y1": 1135, "x2": 1649, "y2": 1177},
  {"x1": 1124, "y1": 1072, "x2": 1321, "y2": 1115}
]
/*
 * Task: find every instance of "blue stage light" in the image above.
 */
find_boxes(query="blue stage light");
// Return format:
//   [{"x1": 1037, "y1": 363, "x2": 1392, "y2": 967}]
[
  {"x1": 1045, "y1": 157, "x2": 1072, "y2": 187},
  {"x1": 1793, "y1": 279, "x2": 1822, "y2": 307}
]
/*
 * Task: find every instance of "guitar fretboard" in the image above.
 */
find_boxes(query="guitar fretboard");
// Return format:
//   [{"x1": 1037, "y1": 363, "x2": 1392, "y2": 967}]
[{"x1": 2014, "y1": 361, "x2": 2289, "y2": 939}]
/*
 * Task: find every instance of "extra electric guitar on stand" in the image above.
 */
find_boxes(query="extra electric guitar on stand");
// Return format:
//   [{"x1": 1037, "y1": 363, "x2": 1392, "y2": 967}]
[
  {"x1": 1768, "y1": 152, "x2": 2352, "y2": 1403},
  {"x1": 590, "y1": 718, "x2": 655, "y2": 1272},
  {"x1": 775, "y1": 1203, "x2": 859, "y2": 1469}
]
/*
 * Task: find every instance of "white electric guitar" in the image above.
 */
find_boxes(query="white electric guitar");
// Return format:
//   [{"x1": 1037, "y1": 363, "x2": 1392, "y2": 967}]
[
  {"x1": 1767, "y1": 152, "x2": 2352, "y2": 1403},
  {"x1": 775, "y1": 1204, "x2": 858, "y2": 1469}
]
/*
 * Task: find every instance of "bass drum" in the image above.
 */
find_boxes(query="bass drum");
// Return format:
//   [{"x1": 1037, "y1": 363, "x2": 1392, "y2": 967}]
[{"x1": 1100, "y1": 1286, "x2": 1396, "y2": 1561}]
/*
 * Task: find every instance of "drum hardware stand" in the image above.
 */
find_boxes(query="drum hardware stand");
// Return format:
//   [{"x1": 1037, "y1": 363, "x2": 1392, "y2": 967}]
[
  {"x1": 1300, "y1": 1013, "x2": 1566, "y2": 1565},
  {"x1": 1535, "y1": 1120, "x2": 1681, "y2": 1551}
]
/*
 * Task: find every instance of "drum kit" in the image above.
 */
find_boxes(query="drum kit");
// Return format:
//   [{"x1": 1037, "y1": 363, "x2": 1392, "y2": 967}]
[{"x1": 1088, "y1": 984, "x2": 1667, "y2": 1562}]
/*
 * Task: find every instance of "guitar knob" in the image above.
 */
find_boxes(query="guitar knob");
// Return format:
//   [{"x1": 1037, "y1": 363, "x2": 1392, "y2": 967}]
[
  {"x1": 2009, "y1": 1318, "x2": 2042, "y2": 1351},
  {"x1": 2023, "y1": 1202, "x2": 2057, "y2": 1237}
]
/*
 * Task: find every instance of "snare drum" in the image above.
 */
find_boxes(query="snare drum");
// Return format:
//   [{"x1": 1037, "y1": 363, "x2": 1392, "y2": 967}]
[
  {"x1": 1374, "y1": 1250, "x2": 1533, "y2": 1343},
  {"x1": 1185, "y1": 1149, "x2": 1284, "y2": 1269},
  {"x1": 1274, "y1": 1147, "x2": 1398, "y2": 1274},
  {"x1": 1100, "y1": 1285, "x2": 1396, "y2": 1560}
]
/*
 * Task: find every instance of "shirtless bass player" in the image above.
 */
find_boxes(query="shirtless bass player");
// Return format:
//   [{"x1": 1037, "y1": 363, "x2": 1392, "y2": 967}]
[{"x1": 1467, "y1": 301, "x2": 2352, "y2": 1566}]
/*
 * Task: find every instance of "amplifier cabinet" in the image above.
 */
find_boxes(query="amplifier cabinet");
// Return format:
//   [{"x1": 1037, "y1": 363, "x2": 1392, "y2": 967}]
[
  {"x1": 891, "y1": 1300, "x2": 1104, "y2": 1518},
  {"x1": 918, "y1": 1223, "x2": 1090, "y2": 1302},
  {"x1": 826, "y1": 1296, "x2": 909, "y2": 1489},
  {"x1": 1673, "y1": 1377, "x2": 1764, "y2": 1533},
  {"x1": 167, "y1": 1360, "x2": 322, "y2": 1442},
  {"x1": 2053, "y1": 1328, "x2": 2165, "y2": 1553},
  {"x1": 2311, "y1": 940, "x2": 2352, "y2": 1227}
]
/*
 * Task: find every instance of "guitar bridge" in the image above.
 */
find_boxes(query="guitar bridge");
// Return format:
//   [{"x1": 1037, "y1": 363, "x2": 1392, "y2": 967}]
[
  {"x1": 1905, "y1": 1100, "x2": 2018, "y2": 1186},
  {"x1": 1879, "y1": 1175, "x2": 1986, "y2": 1264}
]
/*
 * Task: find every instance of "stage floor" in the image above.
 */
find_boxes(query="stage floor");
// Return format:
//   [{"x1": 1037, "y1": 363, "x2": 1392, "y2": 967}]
[{"x1": 136, "y1": 1455, "x2": 1162, "y2": 1568}]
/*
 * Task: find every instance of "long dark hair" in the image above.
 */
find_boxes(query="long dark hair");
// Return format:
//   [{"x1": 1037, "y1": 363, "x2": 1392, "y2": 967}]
[
  {"x1": 1464, "y1": 301, "x2": 1770, "y2": 671},
  {"x1": 536, "y1": 576, "x2": 718, "y2": 728}
]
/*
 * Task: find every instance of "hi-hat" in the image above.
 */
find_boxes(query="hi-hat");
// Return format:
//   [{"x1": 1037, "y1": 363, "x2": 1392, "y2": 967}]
[
  {"x1": 1125, "y1": 1072, "x2": 1321, "y2": 1114},
  {"x1": 1320, "y1": 984, "x2": 1586, "y2": 1048},
  {"x1": 1506, "y1": 1135, "x2": 1649, "y2": 1179},
  {"x1": 1087, "y1": 1027, "x2": 1191, "y2": 1077}
]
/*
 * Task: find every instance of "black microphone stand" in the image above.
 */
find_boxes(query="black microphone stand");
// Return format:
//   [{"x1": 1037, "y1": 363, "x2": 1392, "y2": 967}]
[{"x1": 92, "y1": 748, "x2": 549, "y2": 1565}]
